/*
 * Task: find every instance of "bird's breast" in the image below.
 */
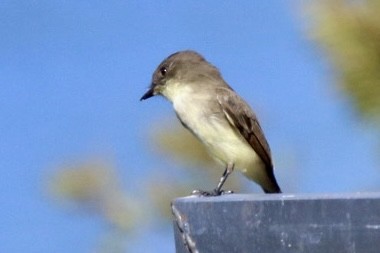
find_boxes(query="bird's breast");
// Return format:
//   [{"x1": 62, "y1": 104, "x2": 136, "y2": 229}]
[{"x1": 172, "y1": 92, "x2": 261, "y2": 172}]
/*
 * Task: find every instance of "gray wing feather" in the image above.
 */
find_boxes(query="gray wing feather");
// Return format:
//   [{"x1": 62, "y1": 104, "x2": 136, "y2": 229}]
[{"x1": 216, "y1": 87, "x2": 273, "y2": 169}]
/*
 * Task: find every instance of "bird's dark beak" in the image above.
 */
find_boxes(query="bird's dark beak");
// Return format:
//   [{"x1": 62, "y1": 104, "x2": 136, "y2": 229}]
[{"x1": 140, "y1": 86, "x2": 155, "y2": 101}]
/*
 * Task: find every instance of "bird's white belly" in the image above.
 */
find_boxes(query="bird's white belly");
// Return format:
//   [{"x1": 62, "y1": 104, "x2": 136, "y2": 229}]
[
  {"x1": 173, "y1": 95, "x2": 262, "y2": 174},
  {"x1": 198, "y1": 117, "x2": 261, "y2": 173}
]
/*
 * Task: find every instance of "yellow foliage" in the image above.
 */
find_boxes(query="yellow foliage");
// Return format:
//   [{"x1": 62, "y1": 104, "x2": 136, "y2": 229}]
[{"x1": 308, "y1": 0, "x2": 380, "y2": 123}]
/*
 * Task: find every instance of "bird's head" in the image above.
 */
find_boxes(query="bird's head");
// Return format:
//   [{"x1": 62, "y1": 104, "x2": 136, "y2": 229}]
[{"x1": 140, "y1": 50, "x2": 221, "y2": 102}]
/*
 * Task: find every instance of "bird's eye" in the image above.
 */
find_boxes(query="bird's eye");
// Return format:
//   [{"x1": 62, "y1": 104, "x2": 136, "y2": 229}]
[{"x1": 160, "y1": 67, "x2": 167, "y2": 76}]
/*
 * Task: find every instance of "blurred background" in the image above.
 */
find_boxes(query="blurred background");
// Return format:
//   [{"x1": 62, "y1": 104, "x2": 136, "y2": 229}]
[{"x1": 1, "y1": 0, "x2": 380, "y2": 252}]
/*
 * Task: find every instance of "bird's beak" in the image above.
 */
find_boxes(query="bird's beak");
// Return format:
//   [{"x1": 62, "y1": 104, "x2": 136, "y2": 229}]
[{"x1": 140, "y1": 86, "x2": 155, "y2": 101}]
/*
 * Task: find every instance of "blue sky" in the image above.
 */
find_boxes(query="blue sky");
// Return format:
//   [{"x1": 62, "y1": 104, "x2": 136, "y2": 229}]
[{"x1": 1, "y1": 1, "x2": 379, "y2": 252}]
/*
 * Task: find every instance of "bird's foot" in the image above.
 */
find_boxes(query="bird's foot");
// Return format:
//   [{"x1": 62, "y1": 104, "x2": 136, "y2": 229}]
[{"x1": 191, "y1": 189, "x2": 234, "y2": 197}]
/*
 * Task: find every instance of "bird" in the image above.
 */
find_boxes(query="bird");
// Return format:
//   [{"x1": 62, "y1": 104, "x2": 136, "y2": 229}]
[{"x1": 141, "y1": 50, "x2": 281, "y2": 195}]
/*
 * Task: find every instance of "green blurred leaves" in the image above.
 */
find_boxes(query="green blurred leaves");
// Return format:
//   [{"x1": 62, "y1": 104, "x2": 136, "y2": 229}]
[
  {"x1": 48, "y1": 160, "x2": 141, "y2": 231},
  {"x1": 309, "y1": 0, "x2": 380, "y2": 123}
]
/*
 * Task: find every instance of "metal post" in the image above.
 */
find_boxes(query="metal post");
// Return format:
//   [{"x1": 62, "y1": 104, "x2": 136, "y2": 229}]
[{"x1": 172, "y1": 193, "x2": 380, "y2": 253}]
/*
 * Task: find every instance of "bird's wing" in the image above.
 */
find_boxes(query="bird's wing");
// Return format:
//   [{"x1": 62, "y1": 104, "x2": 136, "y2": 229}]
[{"x1": 216, "y1": 87, "x2": 273, "y2": 169}]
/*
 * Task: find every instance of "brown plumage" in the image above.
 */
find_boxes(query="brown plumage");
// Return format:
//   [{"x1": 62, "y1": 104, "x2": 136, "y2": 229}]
[{"x1": 141, "y1": 50, "x2": 282, "y2": 194}]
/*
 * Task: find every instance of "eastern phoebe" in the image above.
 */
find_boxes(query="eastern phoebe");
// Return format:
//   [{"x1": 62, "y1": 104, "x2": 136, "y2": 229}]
[{"x1": 141, "y1": 50, "x2": 281, "y2": 195}]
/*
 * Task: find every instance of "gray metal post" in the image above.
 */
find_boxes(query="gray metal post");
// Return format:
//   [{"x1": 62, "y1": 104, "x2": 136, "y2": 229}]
[{"x1": 172, "y1": 193, "x2": 380, "y2": 253}]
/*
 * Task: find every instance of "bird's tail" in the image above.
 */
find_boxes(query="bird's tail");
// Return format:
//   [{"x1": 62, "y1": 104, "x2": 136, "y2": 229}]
[{"x1": 262, "y1": 168, "x2": 282, "y2": 193}]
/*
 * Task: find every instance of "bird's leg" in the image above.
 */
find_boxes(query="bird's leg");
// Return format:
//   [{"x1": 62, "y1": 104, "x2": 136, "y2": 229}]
[
  {"x1": 214, "y1": 162, "x2": 234, "y2": 195},
  {"x1": 192, "y1": 163, "x2": 235, "y2": 197}
]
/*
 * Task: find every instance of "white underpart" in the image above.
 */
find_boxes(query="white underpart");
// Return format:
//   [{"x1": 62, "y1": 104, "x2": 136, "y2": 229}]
[{"x1": 162, "y1": 81, "x2": 266, "y2": 184}]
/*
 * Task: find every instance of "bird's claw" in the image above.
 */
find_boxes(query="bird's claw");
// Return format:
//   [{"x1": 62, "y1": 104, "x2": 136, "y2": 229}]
[{"x1": 191, "y1": 189, "x2": 234, "y2": 197}]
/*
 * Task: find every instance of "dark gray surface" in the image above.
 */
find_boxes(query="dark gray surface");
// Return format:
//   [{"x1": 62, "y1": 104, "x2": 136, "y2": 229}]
[{"x1": 172, "y1": 193, "x2": 380, "y2": 253}]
